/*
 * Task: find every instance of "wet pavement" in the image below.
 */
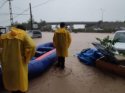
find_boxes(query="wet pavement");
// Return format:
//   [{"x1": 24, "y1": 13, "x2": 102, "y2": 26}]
[{"x1": 1, "y1": 32, "x2": 125, "y2": 93}]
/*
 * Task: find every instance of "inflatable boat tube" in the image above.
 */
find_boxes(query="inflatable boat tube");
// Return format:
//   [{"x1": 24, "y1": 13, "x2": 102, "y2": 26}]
[{"x1": 0, "y1": 42, "x2": 57, "y2": 88}]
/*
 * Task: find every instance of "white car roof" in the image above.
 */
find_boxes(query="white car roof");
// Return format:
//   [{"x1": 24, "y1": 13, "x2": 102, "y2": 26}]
[{"x1": 115, "y1": 30, "x2": 125, "y2": 33}]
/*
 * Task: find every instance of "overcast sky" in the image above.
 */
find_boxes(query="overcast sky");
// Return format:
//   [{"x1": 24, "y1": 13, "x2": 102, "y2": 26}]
[{"x1": 0, "y1": 0, "x2": 125, "y2": 26}]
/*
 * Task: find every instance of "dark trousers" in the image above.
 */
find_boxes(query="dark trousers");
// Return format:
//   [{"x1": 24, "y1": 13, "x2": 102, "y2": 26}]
[{"x1": 58, "y1": 56, "x2": 65, "y2": 68}]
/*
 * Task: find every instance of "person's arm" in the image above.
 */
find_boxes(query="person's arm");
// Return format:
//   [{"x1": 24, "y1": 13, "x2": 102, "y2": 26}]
[
  {"x1": 67, "y1": 32, "x2": 71, "y2": 48},
  {"x1": 24, "y1": 34, "x2": 36, "y2": 63},
  {"x1": 53, "y1": 32, "x2": 56, "y2": 47}
]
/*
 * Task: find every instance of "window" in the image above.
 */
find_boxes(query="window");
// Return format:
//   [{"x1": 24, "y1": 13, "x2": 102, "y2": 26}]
[{"x1": 114, "y1": 32, "x2": 125, "y2": 43}]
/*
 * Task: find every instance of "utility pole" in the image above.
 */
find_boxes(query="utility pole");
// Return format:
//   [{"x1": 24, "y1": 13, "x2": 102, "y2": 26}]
[
  {"x1": 8, "y1": 0, "x2": 14, "y2": 26},
  {"x1": 29, "y1": 3, "x2": 33, "y2": 30},
  {"x1": 100, "y1": 8, "x2": 104, "y2": 22}
]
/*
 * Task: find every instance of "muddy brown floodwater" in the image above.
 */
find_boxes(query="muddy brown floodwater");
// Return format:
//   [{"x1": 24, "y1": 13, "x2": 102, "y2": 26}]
[{"x1": 1, "y1": 32, "x2": 125, "y2": 93}]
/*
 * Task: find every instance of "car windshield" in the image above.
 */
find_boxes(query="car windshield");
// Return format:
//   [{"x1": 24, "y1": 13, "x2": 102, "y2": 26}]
[
  {"x1": 33, "y1": 31, "x2": 41, "y2": 34},
  {"x1": 114, "y1": 32, "x2": 125, "y2": 43}
]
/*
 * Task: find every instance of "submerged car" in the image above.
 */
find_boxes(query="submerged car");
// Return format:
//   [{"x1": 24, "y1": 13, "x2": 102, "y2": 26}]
[
  {"x1": 113, "y1": 30, "x2": 125, "y2": 52},
  {"x1": 27, "y1": 30, "x2": 42, "y2": 38}
]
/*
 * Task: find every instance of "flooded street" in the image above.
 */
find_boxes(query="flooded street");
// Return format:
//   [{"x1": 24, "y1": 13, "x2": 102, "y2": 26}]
[
  {"x1": 28, "y1": 32, "x2": 125, "y2": 93},
  {"x1": 1, "y1": 32, "x2": 125, "y2": 93},
  {"x1": 0, "y1": 0, "x2": 125, "y2": 92}
]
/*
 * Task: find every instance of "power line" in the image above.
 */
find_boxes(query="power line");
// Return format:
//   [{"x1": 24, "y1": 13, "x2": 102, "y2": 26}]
[
  {"x1": 0, "y1": 18, "x2": 10, "y2": 25},
  {"x1": 32, "y1": 0, "x2": 54, "y2": 9},
  {"x1": 0, "y1": 13, "x2": 9, "y2": 15},
  {"x1": 0, "y1": 13, "x2": 9, "y2": 16},
  {"x1": 0, "y1": 13, "x2": 29, "y2": 15},
  {"x1": 0, "y1": 0, "x2": 7, "y2": 9},
  {"x1": 13, "y1": 13, "x2": 29, "y2": 15},
  {"x1": 13, "y1": 8, "x2": 29, "y2": 19},
  {"x1": 0, "y1": 0, "x2": 54, "y2": 26},
  {"x1": 14, "y1": 5, "x2": 24, "y2": 10},
  {"x1": 13, "y1": 0, "x2": 54, "y2": 19}
]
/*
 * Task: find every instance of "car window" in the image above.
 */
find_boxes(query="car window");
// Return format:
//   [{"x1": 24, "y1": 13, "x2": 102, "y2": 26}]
[
  {"x1": 114, "y1": 32, "x2": 125, "y2": 43},
  {"x1": 33, "y1": 31, "x2": 41, "y2": 34}
]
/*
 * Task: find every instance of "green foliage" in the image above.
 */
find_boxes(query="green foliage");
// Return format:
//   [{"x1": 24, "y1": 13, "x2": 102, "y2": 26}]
[
  {"x1": 13, "y1": 19, "x2": 52, "y2": 31},
  {"x1": 96, "y1": 36, "x2": 119, "y2": 53}
]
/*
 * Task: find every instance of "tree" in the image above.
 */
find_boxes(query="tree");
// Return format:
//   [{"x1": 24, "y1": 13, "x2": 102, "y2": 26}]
[{"x1": 96, "y1": 36, "x2": 119, "y2": 54}]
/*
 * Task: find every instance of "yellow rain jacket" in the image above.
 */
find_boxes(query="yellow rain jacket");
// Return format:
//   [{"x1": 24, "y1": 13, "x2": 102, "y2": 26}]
[
  {"x1": 53, "y1": 28, "x2": 71, "y2": 57},
  {"x1": 0, "y1": 27, "x2": 35, "y2": 92}
]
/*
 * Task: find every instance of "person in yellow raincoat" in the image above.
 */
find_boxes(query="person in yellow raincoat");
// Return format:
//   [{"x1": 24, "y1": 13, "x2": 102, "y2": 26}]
[
  {"x1": 0, "y1": 25, "x2": 35, "y2": 93},
  {"x1": 53, "y1": 22, "x2": 71, "y2": 69}
]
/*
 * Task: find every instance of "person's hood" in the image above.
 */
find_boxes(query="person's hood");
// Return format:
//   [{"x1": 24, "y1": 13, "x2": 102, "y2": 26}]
[
  {"x1": 10, "y1": 27, "x2": 19, "y2": 36},
  {"x1": 10, "y1": 27, "x2": 26, "y2": 36},
  {"x1": 56, "y1": 28, "x2": 67, "y2": 33},
  {"x1": 1, "y1": 27, "x2": 26, "y2": 40}
]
